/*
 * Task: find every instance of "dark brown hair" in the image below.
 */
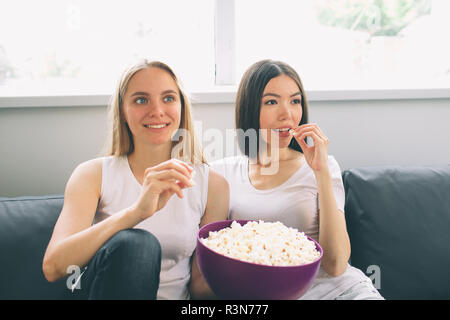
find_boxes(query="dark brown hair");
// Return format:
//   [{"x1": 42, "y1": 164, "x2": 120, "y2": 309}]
[{"x1": 235, "y1": 59, "x2": 309, "y2": 157}]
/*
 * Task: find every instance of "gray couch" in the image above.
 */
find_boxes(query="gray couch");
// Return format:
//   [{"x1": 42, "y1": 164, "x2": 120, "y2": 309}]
[{"x1": 1, "y1": 165, "x2": 449, "y2": 300}]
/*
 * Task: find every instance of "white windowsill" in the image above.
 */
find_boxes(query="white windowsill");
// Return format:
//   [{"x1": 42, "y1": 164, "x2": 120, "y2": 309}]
[{"x1": 0, "y1": 87, "x2": 450, "y2": 108}]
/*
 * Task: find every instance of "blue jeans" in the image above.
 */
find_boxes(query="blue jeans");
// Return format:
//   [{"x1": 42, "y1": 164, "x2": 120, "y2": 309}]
[{"x1": 66, "y1": 229, "x2": 161, "y2": 300}]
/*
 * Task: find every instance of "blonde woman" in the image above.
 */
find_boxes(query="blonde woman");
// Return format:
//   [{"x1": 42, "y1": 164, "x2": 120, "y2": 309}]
[{"x1": 42, "y1": 60, "x2": 228, "y2": 300}]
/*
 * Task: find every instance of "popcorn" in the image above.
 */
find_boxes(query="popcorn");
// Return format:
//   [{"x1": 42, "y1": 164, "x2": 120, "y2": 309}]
[{"x1": 200, "y1": 220, "x2": 320, "y2": 266}]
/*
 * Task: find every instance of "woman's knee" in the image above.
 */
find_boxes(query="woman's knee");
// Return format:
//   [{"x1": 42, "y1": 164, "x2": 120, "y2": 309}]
[
  {"x1": 76, "y1": 229, "x2": 161, "y2": 300},
  {"x1": 101, "y1": 229, "x2": 162, "y2": 265},
  {"x1": 112, "y1": 228, "x2": 160, "y2": 250}
]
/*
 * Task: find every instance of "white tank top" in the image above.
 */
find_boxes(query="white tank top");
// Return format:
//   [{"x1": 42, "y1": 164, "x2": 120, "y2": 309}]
[{"x1": 95, "y1": 155, "x2": 209, "y2": 300}]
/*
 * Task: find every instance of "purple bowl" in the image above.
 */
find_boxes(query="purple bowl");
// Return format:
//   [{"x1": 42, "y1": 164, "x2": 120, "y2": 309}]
[{"x1": 196, "y1": 220, "x2": 323, "y2": 300}]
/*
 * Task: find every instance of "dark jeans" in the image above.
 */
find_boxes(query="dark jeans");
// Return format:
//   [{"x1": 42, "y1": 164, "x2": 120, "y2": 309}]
[{"x1": 66, "y1": 228, "x2": 161, "y2": 300}]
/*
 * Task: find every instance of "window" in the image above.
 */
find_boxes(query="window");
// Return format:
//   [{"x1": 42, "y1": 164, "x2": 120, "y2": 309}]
[
  {"x1": 235, "y1": 0, "x2": 450, "y2": 91},
  {"x1": 0, "y1": 0, "x2": 214, "y2": 96},
  {"x1": 0, "y1": 0, "x2": 449, "y2": 104}
]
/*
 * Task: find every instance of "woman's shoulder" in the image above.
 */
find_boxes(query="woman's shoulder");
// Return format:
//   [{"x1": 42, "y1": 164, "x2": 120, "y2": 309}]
[
  {"x1": 73, "y1": 157, "x2": 104, "y2": 176},
  {"x1": 74, "y1": 155, "x2": 124, "y2": 174},
  {"x1": 65, "y1": 157, "x2": 106, "y2": 199},
  {"x1": 208, "y1": 168, "x2": 229, "y2": 192},
  {"x1": 70, "y1": 155, "x2": 127, "y2": 183},
  {"x1": 190, "y1": 162, "x2": 228, "y2": 183}
]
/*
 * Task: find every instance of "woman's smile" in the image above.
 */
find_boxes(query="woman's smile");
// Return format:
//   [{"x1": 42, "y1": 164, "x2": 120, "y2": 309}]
[
  {"x1": 271, "y1": 127, "x2": 292, "y2": 138},
  {"x1": 143, "y1": 122, "x2": 170, "y2": 131}
]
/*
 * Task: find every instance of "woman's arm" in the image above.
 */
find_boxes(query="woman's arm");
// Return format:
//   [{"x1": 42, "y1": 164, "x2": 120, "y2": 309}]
[
  {"x1": 315, "y1": 170, "x2": 351, "y2": 277},
  {"x1": 292, "y1": 123, "x2": 351, "y2": 277},
  {"x1": 43, "y1": 158, "x2": 194, "y2": 282},
  {"x1": 42, "y1": 159, "x2": 139, "y2": 282},
  {"x1": 189, "y1": 168, "x2": 230, "y2": 299}
]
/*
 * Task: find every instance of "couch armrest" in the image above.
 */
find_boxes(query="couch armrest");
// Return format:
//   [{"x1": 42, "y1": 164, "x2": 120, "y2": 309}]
[
  {"x1": 0, "y1": 195, "x2": 68, "y2": 299},
  {"x1": 342, "y1": 166, "x2": 450, "y2": 300}
]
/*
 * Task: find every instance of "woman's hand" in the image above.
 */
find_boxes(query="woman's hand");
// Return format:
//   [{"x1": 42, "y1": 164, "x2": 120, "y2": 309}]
[
  {"x1": 291, "y1": 123, "x2": 329, "y2": 172},
  {"x1": 131, "y1": 159, "x2": 194, "y2": 223}
]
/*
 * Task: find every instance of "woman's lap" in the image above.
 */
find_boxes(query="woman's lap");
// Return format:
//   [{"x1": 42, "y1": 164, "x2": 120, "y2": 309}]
[
  {"x1": 334, "y1": 278, "x2": 384, "y2": 300},
  {"x1": 65, "y1": 228, "x2": 162, "y2": 300}
]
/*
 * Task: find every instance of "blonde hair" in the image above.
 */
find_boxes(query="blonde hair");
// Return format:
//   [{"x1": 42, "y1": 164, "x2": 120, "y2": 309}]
[{"x1": 102, "y1": 59, "x2": 206, "y2": 165}]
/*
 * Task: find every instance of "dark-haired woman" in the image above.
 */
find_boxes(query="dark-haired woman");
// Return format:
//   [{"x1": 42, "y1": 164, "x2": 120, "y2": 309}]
[{"x1": 212, "y1": 59, "x2": 383, "y2": 300}]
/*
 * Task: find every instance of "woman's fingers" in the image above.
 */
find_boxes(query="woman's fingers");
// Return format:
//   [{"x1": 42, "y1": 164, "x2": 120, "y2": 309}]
[
  {"x1": 297, "y1": 134, "x2": 310, "y2": 152},
  {"x1": 145, "y1": 169, "x2": 193, "y2": 189},
  {"x1": 291, "y1": 123, "x2": 329, "y2": 146},
  {"x1": 147, "y1": 159, "x2": 192, "y2": 176},
  {"x1": 145, "y1": 160, "x2": 193, "y2": 182},
  {"x1": 156, "y1": 180, "x2": 184, "y2": 199},
  {"x1": 298, "y1": 130, "x2": 323, "y2": 147},
  {"x1": 167, "y1": 158, "x2": 194, "y2": 176}
]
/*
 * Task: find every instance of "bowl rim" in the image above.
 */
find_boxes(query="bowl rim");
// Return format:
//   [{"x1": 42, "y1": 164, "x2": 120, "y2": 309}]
[{"x1": 197, "y1": 219, "x2": 323, "y2": 269}]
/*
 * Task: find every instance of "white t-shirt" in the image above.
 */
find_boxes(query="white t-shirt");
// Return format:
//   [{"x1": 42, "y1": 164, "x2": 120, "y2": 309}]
[
  {"x1": 211, "y1": 155, "x2": 371, "y2": 300},
  {"x1": 95, "y1": 155, "x2": 209, "y2": 300}
]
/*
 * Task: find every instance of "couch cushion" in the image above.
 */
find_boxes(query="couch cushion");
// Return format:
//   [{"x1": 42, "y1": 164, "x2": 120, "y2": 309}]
[
  {"x1": 0, "y1": 195, "x2": 68, "y2": 299},
  {"x1": 343, "y1": 166, "x2": 450, "y2": 300}
]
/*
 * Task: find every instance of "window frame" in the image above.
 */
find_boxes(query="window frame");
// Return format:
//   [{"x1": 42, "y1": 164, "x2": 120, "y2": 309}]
[{"x1": 2, "y1": 87, "x2": 450, "y2": 108}]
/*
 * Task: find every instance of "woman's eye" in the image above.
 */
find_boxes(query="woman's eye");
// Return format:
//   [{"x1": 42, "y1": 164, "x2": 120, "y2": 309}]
[
  {"x1": 265, "y1": 99, "x2": 277, "y2": 105},
  {"x1": 292, "y1": 99, "x2": 301, "y2": 104},
  {"x1": 135, "y1": 97, "x2": 147, "y2": 105},
  {"x1": 163, "y1": 95, "x2": 175, "y2": 103}
]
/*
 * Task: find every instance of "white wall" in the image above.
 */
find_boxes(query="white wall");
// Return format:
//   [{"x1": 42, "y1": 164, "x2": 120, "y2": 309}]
[
  {"x1": 193, "y1": 98, "x2": 450, "y2": 168},
  {"x1": 1, "y1": 98, "x2": 450, "y2": 197}
]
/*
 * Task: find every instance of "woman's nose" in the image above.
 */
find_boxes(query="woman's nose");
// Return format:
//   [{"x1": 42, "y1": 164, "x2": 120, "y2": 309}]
[
  {"x1": 278, "y1": 101, "x2": 291, "y2": 119},
  {"x1": 148, "y1": 100, "x2": 164, "y2": 118}
]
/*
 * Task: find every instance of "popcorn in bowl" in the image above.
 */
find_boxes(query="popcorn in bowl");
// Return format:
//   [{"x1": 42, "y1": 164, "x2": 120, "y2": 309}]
[{"x1": 200, "y1": 220, "x2": 320, "y2": 266}]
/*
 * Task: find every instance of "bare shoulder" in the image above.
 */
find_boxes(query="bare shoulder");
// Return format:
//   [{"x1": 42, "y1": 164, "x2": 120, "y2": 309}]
[
  {"x1": 45, "y1": 158, "x2": 104, "y2": 252},
  {"x1": 74, "y1": 157, "x2": 103, "y2": 175},
  {"x1": 66, "y1": 157, "x2": 103, "y2": 199},
  {"x1": 202, "y1": 167, "x2": 230, "y2": 225},
  {"x1": 208, "y1": 167, "x2": 229, "y2": 192}
]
